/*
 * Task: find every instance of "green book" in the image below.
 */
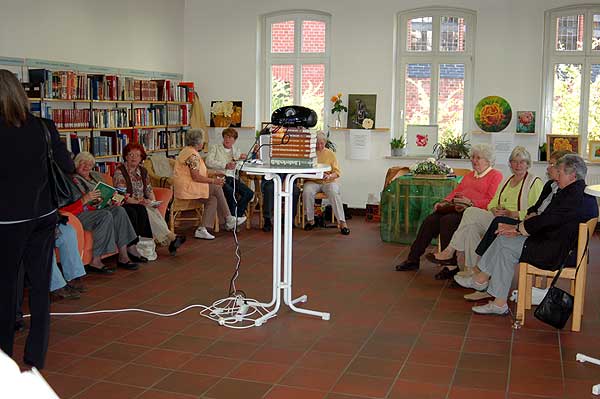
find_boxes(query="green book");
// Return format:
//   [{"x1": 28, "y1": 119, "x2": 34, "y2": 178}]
[{"x1": 93, "y1": 181, "x2": 116, "y2": 209}]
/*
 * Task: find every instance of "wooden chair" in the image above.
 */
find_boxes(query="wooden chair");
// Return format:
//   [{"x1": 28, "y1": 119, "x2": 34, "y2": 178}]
[
  {"x1": 241, "y1": 173, "x2": 263, "y2": 229},
  {"x1": 452, "y1": 168, "x2": 471, "y2": 177},
  {"x1": 144, "y1": 158, "x2": 175, "y2": 188},
  {"x1": 169, "y1": 197, "x2": 220, "y2": 234},
  {"x1": 384, "y1": 166, "x2": 410, "y2": 189},
  {"x1": 299, "y1": 189, "x2": 336, "y2": 229},
  {"x1": 516, "y1": 218, "x2": 597, "y2": 332}
]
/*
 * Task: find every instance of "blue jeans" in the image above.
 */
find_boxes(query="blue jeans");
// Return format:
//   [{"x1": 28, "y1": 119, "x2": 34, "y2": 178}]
[{"x1": 50, "y1": 224, "x2": 86, "y2": 291}]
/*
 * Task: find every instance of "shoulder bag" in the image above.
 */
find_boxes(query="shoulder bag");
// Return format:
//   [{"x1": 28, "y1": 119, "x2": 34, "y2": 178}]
[{"x1": 39, "y1": 118, "x2": 82, "y2": 208}]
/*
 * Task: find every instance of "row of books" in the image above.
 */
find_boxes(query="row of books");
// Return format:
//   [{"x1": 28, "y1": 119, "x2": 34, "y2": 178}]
[
  {"x1": 28, "y1": 69, "x2": 194, "y2": 102},
  {"x1": 93, "y1": 108, "x2": 131, "y2": 129},
  {"x1": 51, "y1": 109, "x2": 91, "y2": 129},
  {"x1": 167, "y1": 104, "x2": 189, "y2": 125},
  {"x1": 270, "y1": 128, "x2": 317, "y2": 167},
  {"x1": 139, "y1": 130, "x2": 169, "y2": 151},
  {"x1": 132, "y1": 107, "x2": 166, "y2": 127}
]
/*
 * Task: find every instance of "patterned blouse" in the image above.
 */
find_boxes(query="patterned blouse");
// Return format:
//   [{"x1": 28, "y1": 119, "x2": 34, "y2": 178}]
[{"x1": 113, "y1": 164, "x2": 153, "y2": 200}]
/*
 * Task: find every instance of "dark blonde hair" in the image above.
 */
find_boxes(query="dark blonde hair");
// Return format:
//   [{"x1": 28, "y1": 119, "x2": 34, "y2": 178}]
[
  {"x1": 222, "y1": 127, "x2": 238, "y2": 140},
  {"x1": 0, "y1": 69, "x2": 29, "y2": 127}
]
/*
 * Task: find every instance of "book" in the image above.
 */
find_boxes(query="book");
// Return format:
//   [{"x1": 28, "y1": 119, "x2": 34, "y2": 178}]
[
  {"x1": 93, "y1": 181, "x2": 116, "y2": 209},
  {"x1": 270, "y1": 157, "x2": 317, "y2": 168}
]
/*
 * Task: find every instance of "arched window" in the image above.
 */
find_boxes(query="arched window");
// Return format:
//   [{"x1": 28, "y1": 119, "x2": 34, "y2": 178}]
[
  {"x1": 262, "y1": 11, "x2": 330, "y2": 130},
  {"x1": 395, "y1": 8, "x2": 476, "y2": 141},
  {"x1": 542, "y1": 6, "x2": 600, "y2": 153}
]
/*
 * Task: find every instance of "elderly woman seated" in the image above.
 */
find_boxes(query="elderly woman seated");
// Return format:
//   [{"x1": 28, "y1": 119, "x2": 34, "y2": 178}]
[
  {"x1": 205, "y1": 127, "x2": 254, "y2": 218},
  {"x1": 395, "y1": 144, "x2": 503, "y2": 273},
  {"x1": 428, "y1": 146, "x2": 543, "y2": 279},
  {"x1": 68, "y1": 152, "x2": 140, "y2": 272},
  {"x1": 454, "y1": 154, "x2": 589, "y2": 315},
  {"x1": 173, "y1": 128, "x2": 246, "y2": 240},
  {"x1": 113, "y1": 143, "x2": 186, "y2": 255},
  {"x1": 303, "y1": 131, "x2": 349, "y2": 235}
]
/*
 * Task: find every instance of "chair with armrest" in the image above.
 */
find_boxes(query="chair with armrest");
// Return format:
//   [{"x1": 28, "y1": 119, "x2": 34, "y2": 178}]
[
  {"x1": 297, "y1": 179, "x2": 336, "y2": 229},
  {"x1": 144, "y1": 158, "x2": 175, "y2": 188},
  {"x1": 516, "y1": 218, "x2": 597, "y2": 332},
  {"x1": 56, "y1": 211, "x2": 86, "y2": 263}
]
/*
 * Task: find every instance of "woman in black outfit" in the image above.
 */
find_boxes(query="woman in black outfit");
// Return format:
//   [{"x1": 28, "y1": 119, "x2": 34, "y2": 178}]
[{"x1": 0, "y1": 69, "x2": 74, "y2": 369}]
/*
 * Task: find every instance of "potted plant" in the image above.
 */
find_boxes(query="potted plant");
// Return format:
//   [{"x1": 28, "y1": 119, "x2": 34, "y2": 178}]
[
  {"x1": 539, "y1": 143, "x2": 547, "y2": 161},
  {"x1": 433, "y1": 133, "x2": 471, "y2": 159},
  {"x1": 390, "y1": 137, "x2": 406, "y2": 157}
]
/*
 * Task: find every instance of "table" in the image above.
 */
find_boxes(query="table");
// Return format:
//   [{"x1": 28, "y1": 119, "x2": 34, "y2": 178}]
[
  {"x1": 380, "y1": 175, "x2": 462, "y2": 244},
  {"x1": 240, "y1": 163, "x2": 332, "y2": 326}
]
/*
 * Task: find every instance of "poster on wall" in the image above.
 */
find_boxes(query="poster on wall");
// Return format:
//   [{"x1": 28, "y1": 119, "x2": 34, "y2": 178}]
[
  {"x1": 406, "y1": 124, "x2": 438, "y2": 156},
  {"x1": 210, "y1": 100, "x2": 242, "y2": 128},
  {"x1": 491, "y1": 133, "x2": 515, "y2": 166},
  {"x1": 347, "y1": 130, "x2": 371, "y2": 160},
  {"x1": 347, "y1": 94, "x2": 376, "y2": 129}
]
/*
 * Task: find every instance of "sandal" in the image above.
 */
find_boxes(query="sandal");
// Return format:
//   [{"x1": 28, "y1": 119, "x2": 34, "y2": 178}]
[{"x1": 434, "y1": 266, "x2": 459, "y2": 280}]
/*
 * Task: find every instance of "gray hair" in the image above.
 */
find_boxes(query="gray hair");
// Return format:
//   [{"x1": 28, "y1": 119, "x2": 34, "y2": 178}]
[
  {"x1": 557, "y1": 154, "x2": 587, "y2": 180},
  {"x1": 509, "y1": 146, "x2": 532, "y2": 167},
  {"x1": 74, "y1": 151, "x2": 95, "y2": 167},
  {"x1": 470, "y1": 143, "x2": 495, "y2": 166},
  {"x1": 186, "y1": 128, "x2": 205, "y2": 148},
  {"x1": 316, "y1": 131, "x2": 327, "y2": 142}
]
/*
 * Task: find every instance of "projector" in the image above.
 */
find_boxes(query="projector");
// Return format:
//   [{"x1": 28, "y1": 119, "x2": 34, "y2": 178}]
[{"x1": 271, "y1": 105, "x2": 317, "y2": 128}]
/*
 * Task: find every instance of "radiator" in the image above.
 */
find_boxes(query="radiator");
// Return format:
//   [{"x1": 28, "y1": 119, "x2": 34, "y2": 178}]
[{"x1": 587, "y1": 174, "x2": 600, "y2": 186}]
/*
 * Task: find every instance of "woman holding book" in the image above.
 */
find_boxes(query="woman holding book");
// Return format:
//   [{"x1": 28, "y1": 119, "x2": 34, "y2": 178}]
[
  {"x1": 173, "y1": 128, "x2": 246, "y2": 240},
  {"x1": 302, "y1": 131, "x2": 349, "y2": 235},
  {"x1": 0, "y1": 69, "x2": 74, "y2": 369},
  {"x1": 69, "y1": 152, "x2": 141, "y2": 272},
  {"x1": 113, "y1": 143, "x2": 186, "y2": 254}
]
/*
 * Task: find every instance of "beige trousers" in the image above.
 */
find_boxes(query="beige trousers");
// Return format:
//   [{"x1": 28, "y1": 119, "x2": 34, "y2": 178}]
[
  {"x1": 198, "y1": 184, "x2": 231, "y2": 229},
  {"x1": 145, "y1": 206, "x2": 175, "y2": 246},
  {"x1": 448, "y1": 207, "x2": 494, "y2": 270}
]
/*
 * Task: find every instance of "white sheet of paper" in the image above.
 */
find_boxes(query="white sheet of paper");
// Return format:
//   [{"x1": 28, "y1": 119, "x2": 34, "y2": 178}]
[
  {"x1": 347, "y1": 130, "x2": 371, "y2": 160},
  {"x1": 491, "y1": 133, "x2": 515, "y2": 166}
]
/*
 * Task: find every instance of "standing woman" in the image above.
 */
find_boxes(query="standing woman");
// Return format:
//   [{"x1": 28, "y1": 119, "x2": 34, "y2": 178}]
[{"x1": 0, "y1": 69, "x2": 74, "y2": 368}]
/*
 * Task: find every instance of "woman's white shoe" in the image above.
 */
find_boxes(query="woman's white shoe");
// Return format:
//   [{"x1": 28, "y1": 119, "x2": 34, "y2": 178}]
[
  {"x1": 194, "y1": 227, "x2": 215, "y2": 240},
  {"x1": 225, "y1": 216, "x2": 247, "y2": 231}
]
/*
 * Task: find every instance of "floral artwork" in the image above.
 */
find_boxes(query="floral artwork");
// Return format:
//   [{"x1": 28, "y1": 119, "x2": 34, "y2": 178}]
[
  {"x1": 474, "y1": 96, "x2": 512, "y2": 132},
  {"x1": 210, "y1": 100, "x2": 242, "y2": 127},
  {"x1": 347, "y1": 94, "x2": 376, "y2": 129},
  {"x1": 547, "y1": 134, "x2": 579, "y2": 155},
  {"x1": 589, "y1": 141, "x2": 600, "y2": 163},
  {"x1": 406, "y1": 124, "x2": 438, "y2": 156},
  {"x1": 516, "y1": 111, "x2": 535, "y2": 133}
]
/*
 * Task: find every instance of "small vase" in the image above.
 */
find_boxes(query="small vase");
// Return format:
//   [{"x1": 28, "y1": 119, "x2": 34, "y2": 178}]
[{"x1": 334, "y1": 113, "x2": 342, "y2": 128}]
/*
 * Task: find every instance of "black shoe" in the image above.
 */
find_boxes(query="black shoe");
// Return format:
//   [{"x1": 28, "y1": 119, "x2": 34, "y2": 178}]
[
  {"x1": 262, "y1": 219, "x2": 272, "y2": 232},
  {"x1": 169, "y1": 235, "x2": 187, "y2": 255},
  {"x1": 395, "y1": 260, "x2": 419, "y2": 271},
  {"x1": 117, "y1": 261, "x2": 139, "y2": 270},
  {"x1": 304, "y1": 222, "x2": 315, "y2": 231},
  {"x1": 340, "y1": 227, "x2": 350, "y2": 235},
  {"x1": 85, "y1": 265, "x2": 115, "y2": 275},
  {"x1": 425, "y1": 252, "x2": 457, "y2": 266},
  {"x1": 128, "y1": 252, "x2": 148, "y2": 263},
  {"x1": 51, "y1": 286, "x2": 81, "y2": 300},
  {"x1": 434, "y1": 266, "x2": 459, "y2": 280}
]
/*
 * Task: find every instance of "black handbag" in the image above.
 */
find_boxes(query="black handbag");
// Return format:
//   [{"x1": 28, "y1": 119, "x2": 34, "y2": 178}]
[
  {"x1": 534, "y1": 234, "x2": 589, "y2": 329},
  {"x1": 39, "y1": 118, "x2": 82, "y2": 208}
]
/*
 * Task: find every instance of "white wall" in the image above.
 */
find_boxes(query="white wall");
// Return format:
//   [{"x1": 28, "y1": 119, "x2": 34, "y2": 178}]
[
  {"x1": 184, "y1": 0, "x2": 596, "y2": 208},
  {"x1": 0, "y1": 0, "x2": 185, "y2": 73}
]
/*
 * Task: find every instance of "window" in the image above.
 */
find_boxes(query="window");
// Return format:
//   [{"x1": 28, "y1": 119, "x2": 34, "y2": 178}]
[
  {"x1": 263, "y1": 12, "x2": 330, "y2": 130},
  {"x1": 543, "y1": 6, "x2": 600, "y2": 153},
  {"x1": 396, "y1": 8, "x2": 475, "y2": 141}
]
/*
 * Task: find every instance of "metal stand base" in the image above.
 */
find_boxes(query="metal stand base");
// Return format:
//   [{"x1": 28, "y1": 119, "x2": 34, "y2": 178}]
[{"x1": 576, "y1": 353, "x2": 600, "y2": 395}]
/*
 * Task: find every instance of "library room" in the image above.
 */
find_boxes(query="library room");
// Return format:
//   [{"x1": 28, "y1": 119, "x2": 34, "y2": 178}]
[{"x1": 1, "y1": 0, "x2": 600, "y2": 397}]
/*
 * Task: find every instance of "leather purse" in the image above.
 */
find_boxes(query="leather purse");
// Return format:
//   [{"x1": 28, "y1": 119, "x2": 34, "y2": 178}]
[
  {"x1": 39, "y1": 119, "x2": 82, "y2": 208},
  {"x1": 534, "y1": 235, "x2": 588, "y2": 329}
]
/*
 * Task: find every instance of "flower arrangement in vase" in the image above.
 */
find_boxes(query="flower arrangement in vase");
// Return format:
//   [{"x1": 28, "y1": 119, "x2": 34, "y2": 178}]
[
  {"x1": 410, "y1": 158, "x2": 453, "y2": 178},
  {"x1": 330, "y1": 92, "x2": 347, "y2": 128}
]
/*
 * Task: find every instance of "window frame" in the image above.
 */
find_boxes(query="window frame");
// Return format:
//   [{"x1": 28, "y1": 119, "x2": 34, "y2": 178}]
[
  {"x1": 542, "y1": 5, "x2": 600, "y2": 155},
  {"x1": 394, "y1": 7, "x2": 476, "y2": 140},
  {"x1": 262, "y1": 11, "x2": 331, "y2": 128}
]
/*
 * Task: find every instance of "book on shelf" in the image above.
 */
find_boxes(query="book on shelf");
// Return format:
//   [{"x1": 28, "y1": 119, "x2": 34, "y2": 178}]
[
  {"x1": 270, "y1": 157, "x2": 317, "y2": 168},
  {"x1": 92, "y1": 181, "x2": 116, "y2": 209}
]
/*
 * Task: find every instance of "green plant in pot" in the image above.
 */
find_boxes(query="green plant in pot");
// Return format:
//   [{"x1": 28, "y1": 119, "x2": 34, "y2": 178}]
[
  {"x1": 433, "y1": 133, "x2": 471, "y2": 159},
  {"x1": 390, "y1": 136, "x2": 406, "y2": 156},
  {"x1": 539, "y1": 143, "x2": 547, "y2": 161}
]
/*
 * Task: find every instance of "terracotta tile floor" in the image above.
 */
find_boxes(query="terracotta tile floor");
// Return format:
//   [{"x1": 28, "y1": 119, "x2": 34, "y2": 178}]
[{"x1": 14, "y1": 218, "x2": 600, "y2": 398}]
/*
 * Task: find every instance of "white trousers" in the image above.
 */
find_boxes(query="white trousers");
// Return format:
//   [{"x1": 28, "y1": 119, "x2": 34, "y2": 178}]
[
  {"x1": 302, "y1": 181, "x2": 345, "y2": 223},
  {"x1": 448, "y1": 207, "x2": 494, "y2": 269}
]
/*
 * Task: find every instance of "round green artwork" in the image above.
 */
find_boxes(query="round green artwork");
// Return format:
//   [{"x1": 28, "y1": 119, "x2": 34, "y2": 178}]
[{"x1": 474, "y1": 96, "x2": 512, "y2": 132}]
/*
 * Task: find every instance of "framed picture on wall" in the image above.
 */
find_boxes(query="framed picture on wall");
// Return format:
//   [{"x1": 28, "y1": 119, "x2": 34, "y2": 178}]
[
  {"x1": 516, "y1": 111, "x2": 535, "y2": 133},
  {"x1": 210, "y1": 100, "x2": 242, "y2": 128},
  {"x1": 588, "y1": 141, "x2": 600, "y2": 163},
  {"x1": 547, "y1": 134, "x2": 580, "y2": 155},
  {"x1": 347, "y1": 94, "x2": 376, "y2": 129},
  {"x1": 406, "y1": 124, "x2": 438, "y2": 156}
]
